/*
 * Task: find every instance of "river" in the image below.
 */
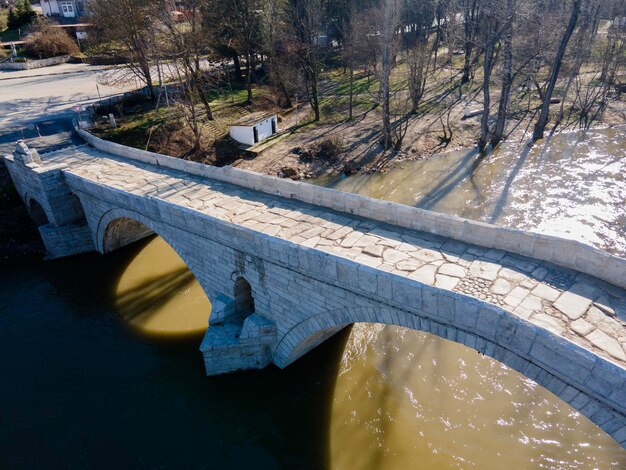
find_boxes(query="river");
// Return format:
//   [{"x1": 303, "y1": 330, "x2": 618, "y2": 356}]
[
  {"x1": 1, "y1": 129, "x2": 625, "y2": 468},
  {"x1": 314, "y1": 128, "x2": 626, "y2": 257}
]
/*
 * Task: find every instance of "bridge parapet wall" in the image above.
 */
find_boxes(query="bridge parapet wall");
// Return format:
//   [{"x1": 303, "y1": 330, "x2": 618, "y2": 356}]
[{"x1": 77, "y1": 129, "x2": 626, "y2": 289}]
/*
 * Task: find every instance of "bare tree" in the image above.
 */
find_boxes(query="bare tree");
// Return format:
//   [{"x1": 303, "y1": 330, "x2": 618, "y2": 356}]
[
  {"x1": 532, "y1": 0, "x2": 584, "y2": 141},
  {"x1": 477, "y1": 1, "x2": 500, "y2": 150},
  {"x1": 460, "y1": 0, "x2": 482, "y2": 84},
  {"x1": 88, "y1": 0, "x2": 157, "y2": 99},
  {"x1": 490, "y1": 0, "x2": 514, "y2": 147},
  {"x1": 210, "y1": 0, "x2": 263, "y2": 103},
  {"x1": 262, "y1": 0, "x2": 294, "y2": 108},
  {"x1": 407, "y1": 43, "x2": 432, "y2": 113},
  {"x1": 377, "y1": 0, "x2": 403, "y2": 148},
  {"x1": 156, "y1": 0, "x2": 215, "y2": 120},
  {"x1": 290, "y1": 0, "x2": 323, "y2": 121},
  {"x1": 405, "y1": 0, "x2": 437, "y2": 113}
]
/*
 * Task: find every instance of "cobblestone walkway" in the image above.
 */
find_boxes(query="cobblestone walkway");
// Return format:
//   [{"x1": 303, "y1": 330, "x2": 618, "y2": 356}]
[{"x1": 46, "y1": 146, "x2": 626, "y2": 368}]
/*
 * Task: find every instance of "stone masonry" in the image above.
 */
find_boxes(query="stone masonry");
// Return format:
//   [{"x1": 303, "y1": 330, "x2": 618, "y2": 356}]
[{"x1": 3, "y1": 141, "x2": 626, "y2": 447}]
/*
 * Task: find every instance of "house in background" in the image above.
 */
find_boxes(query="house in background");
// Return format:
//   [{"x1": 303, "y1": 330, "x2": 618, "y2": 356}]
[
  {"x1": 229, "y1": 112, "x2": 278, "y2": 146},
  {"x1": 40, "y1": 0, "x2": 86, "y2": 19}
]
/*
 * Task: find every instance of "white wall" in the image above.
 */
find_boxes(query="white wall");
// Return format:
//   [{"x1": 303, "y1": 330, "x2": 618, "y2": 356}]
[
  {"x1": 230, "y1": 126, "x2": 255, "y2": 146},
  {"x1": 42, "y1": 0, "x2": 60, "y2": 16},
  {"x1": 255, "y1": 117, "x2": 276, "y2": 143},
  {"x1": 229, "y1": 116, "x2": 277, "y2": 146}
]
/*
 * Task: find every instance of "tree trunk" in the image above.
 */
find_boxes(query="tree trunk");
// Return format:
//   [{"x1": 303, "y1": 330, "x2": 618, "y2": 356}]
[
  {"x1": 478, "y1": 29, "x2": 495, "y2": 150},
  {"x1": 233, "y1": 53, "x2": 242, "y2": 80},
  {"x1": 197, "y1": 82, "x2": 214, "y2": 120},
  {"x1": 491, "y1": 0, "x2": 514, "y2": 147},
  {"x1": 141, "y1": 60, "x2": 155, "y2": 100},
  {"x1": 310, "y1": 67, "x2": 320, "y2": 121},
  {"x1": 246, "y1": 51, "x2": 253, "y2": 103},
  {"x1": 348, "y1": 56, "x2": 354, "y2": 121},
  {"x1": 532, "y1": 0, "x2": 582, "y2": 141},
  {"x1": 461, "y1": 0, "x2": 479, "y2": 84},
  {"x1": 381, "y1": 33, "x2": 393, "y2": 148},
  {"x1": 278, "y1": 79, "x2": 292, "y2": 108}
]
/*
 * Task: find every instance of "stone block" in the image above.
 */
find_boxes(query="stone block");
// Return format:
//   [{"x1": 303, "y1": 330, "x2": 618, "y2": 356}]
[
  {"x1": 240, "y1": 314, "x2": 277, "y2": 343},
  {"x1": 475, "y1": 305, "x2": 502, "y2": 339},
  {"x1": 391, "y1": 277, "x2": 422, "y2": 309},
  {"x1": 454, "y1": 297, "x2": 479, "y2": 329},
  {"x1": 377, "y1": 272, "x2": 393, "y2": 299},
  {"x1": 435, "y1": 292, "x2": 456, "y2": 322},
  {"x1": 529, "y1": 340, "x2": 593, "y2": 386},
  {"x1": 208, "y1": 293, "x2": 237, "y2": 325},
  {"x1": 357, "y1": 265, "x2": 379, "y2": 295},
  {"x1": 553, "y1": 290, "x2": 592, "y2": 320}
]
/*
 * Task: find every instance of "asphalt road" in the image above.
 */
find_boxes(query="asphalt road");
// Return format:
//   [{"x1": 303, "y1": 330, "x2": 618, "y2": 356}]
[{"x1": 0, "y1": 63, "x2": 138, "y2": 154}]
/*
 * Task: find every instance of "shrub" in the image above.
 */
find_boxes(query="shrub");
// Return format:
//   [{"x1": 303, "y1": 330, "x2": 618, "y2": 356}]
[
  {"x1": 317, "y1": 138, "x2": 343, "y2": 161},
  {"x1": 7, "y1": 7, "x2": 19, "y2": 30},
  {"x1": 7, "y1": 1, "x2": 35, "y2": 30},
  {"x1": 24, "y1": 21, "x2": 79, "y2": 59}
]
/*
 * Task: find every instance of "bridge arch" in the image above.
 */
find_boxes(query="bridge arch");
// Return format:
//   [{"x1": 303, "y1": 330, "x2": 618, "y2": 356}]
[
  {"x1": 233, "y1": 276, "x2": 255, "y2": 315},
  {"x1": 26, "y1": 197, "x2": 49, "y2": 227},
  {"x1": 95, "y1": 208, "x2": 216, "y2": 303},
  {"x1": 274, "y1": 305, "x2": 625, "y2": 444}
]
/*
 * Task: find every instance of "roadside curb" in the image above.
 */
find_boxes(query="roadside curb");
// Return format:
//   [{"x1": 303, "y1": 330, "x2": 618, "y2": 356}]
[{"x1": 0, "y1": 68, "x2": 92, "y2": 81}]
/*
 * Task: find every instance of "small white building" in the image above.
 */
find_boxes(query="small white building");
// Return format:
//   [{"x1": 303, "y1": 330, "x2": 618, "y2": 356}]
[
  {"x1": 229, "y1": 112, "x2": 278, "y2": 146},
  {"x1": 41, "y1": 0, "x2": 85, "y2": 19}
]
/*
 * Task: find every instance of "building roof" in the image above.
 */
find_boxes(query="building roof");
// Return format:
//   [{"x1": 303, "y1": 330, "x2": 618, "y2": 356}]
[{"x1": 231, "y1": 112, "x2": 276, "y2": 127}]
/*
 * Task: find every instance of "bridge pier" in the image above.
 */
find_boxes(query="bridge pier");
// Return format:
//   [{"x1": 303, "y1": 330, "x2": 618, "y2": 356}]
[
  {"x1": 3, "y1": 142, "x2": 94, "y2": 258},
  {"x1": 200, "y1": 294, "x2": 277, "y2": 375}
]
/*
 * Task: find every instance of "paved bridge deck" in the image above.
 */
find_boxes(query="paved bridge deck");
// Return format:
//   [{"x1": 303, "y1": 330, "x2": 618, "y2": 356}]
[{"x1": 40, "y1": 145, "x2": 626, "y2": 370}]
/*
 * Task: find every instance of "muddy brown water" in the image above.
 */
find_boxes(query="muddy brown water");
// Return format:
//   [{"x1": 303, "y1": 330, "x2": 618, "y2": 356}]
[
  {"x1": 1, "y1": 128, "x2": 625, "y2": 467},
  {"x1": 313, "y1": 128, "x2": 626, "y2": 257}
]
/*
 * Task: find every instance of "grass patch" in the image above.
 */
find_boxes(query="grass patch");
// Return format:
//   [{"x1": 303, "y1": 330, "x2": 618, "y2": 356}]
[
  {"x1": 206, "y1": 81, "x2": 256, "y2": 108},
  {"x1": 98, "y1": 106, "x2": 173, "y2": 149},
  {"x1": 329, "y1": 72, "x2": 379, "y2": 96}
]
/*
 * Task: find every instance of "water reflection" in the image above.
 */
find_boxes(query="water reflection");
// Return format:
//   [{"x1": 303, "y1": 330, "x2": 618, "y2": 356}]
[
  {"x1": 113, "y1": 236, "x2": 212, "y2": 338},
  {"x1": 331, "y1": 324, "x2": 626, "y2": 469},
  {"x1": 312, "y1": 128, "x2": 626, "y2": 256}
]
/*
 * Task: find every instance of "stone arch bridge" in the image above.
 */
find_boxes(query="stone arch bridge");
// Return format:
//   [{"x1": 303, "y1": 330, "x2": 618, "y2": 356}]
[{"x1": 4, "y1": 136, "x2": 626, "y2": 447}]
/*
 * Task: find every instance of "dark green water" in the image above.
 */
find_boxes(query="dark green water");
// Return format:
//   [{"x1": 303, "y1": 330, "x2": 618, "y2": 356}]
[{"x1": 0, "y1": 248, "x2": 347, "y2": 469}]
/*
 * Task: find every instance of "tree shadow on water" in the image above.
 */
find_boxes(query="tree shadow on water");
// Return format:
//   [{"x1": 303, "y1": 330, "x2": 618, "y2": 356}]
[{"x1": 415, "y1": 148, "x2": 483, "y2": 211}]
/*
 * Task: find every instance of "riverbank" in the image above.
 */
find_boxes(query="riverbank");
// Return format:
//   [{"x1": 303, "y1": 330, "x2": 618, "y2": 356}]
[
  {"x1": 88, "y1": 60, "x2": 626, "y2": 180},
  {"x1": 0, "y1": 158, "x2": 44, "y2": 261}
]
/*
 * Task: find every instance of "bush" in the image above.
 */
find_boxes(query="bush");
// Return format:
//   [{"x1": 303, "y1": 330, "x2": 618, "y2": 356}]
[
  {"x1": 7, "y1": 7, "x2": 18, "y2": 29},
  {"x1": 7, "y1": 1, "x2": 35, "y2": 30},
  {"x1": 24, "y1": 21, "x2": 79, "y2": 59}
]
